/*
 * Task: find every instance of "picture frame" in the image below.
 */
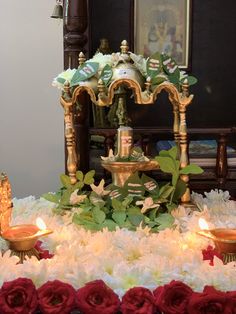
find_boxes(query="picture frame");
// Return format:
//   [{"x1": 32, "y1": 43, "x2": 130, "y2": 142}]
[{"x1": 134, "y1": 0, "x2": 191, "y2": 70}]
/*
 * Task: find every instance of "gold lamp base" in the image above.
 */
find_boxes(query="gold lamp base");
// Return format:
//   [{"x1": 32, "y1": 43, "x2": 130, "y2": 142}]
[
  {"x1": 101, "y1": 160, "x2": 159, "y2": 187},
  {"x1": 10, "y1": 248, "x2": 40, "y2": 264},
  {"x1": 198, "y1": 228, "x2": 236, "y2": 264}
]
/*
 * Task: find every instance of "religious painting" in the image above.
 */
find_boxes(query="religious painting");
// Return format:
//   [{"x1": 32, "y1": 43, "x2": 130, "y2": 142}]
[{"x1": 134, "y1": 0, "x2": 191, "y2": 69}]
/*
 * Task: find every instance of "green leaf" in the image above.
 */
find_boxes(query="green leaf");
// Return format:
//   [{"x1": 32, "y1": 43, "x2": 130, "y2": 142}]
[
  {"x1": 112, "y1": 211, "x2": 127, "y2": 225},
  {"x1": 112, "y1": 198, "x2": 125, "y2": 211},
  {"x1": 74, "y1": 181, "x2": 84, "y2": 190},
  {"x1": 84, "y1": 170, "x2": 95, "y2": 185},
  {"x1": 122, "y1": 196, "x2": 133, "y2": 208},
  {"x1": 42, "y1": 193, "x2": 60, "y2": 204},
  {"x1": 101, "y1": 219, "x2": 117, "y2": 231},
  {"x1": 181, "y1": 76, "x2": 198, "y2": 86},
  {"x1": 151, "y1": 75, "x2": 166, "y2": 85},
  {"x1": 155, "y1": 156, "x2": 178, "y2": 175},
  {"x1": 168, "y1": 146, "x2": 178, "y2": 160},
  {"x1": 60, "y1": 174, "x2": 72, "y2": 188},
  {"x1": 100, "y1": 64, "x2": 113, "y2": 86},
  {"x1": 60, "y1": 189, "x2": 71, "y2": 206},
  {"x1": 76, "y1": 171, "x2": 84, "y2": 182},
  {"x1": 180, "y1": 164, "x2": 204, "y2": 175},
  {"x1": 162, "y1": 54, "x2": 180, "y2": 77},
  {"x1": 92, "y1": 208, "x2": 106, "y2": 224},
  {"x1": 89, "y1": 191, "x2": 105, "y2": 208},
  {"x1": 155, "y1": 213, "x2": 175, "y2": 230},
  {"x1": 128, "y1": 213, "x2": 144, "y2": 226},
  {"x1": 124, "y1": 172, "x2": 145, "y2": 197},
  {"x1": 172, "y1": 179, "x2": 187, "y2": 202},
  {"x1": 57, "y1": 77, "x2": 66, "y2": 84},
  {"x1": 159, "y1": 184, "x2": 175, "y2": 199},
  {"x1": 141, "y1": 173, "x2": 159, "y2": 194},
  {"x1": 70, "y1": 62, "x2": 99, "y2": 86},
  {"x1": 147, "y1": 52, "x2": 162, "y2": 78}
]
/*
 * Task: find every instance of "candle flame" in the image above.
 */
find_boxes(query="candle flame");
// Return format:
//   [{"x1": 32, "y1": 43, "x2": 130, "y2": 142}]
[
  {"x1": 36, "y1": 217, "x2": 46, "y2": 230},
  {"x1": 199, "y1": 218, "x2": 209, "y2": 230}
]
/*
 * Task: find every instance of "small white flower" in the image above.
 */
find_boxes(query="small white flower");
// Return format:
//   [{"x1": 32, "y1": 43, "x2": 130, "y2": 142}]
[
  {"x1": 70, "y1": 190, "x2": 87, "y2": 205},
  {"x1": 136, "y1": 197, "x2": 160, "y2": 214},
  {"x1": 52, "y1": 68, "x2": 76, "y2": 90},
  {"x1": 101, "y1": 149, "x2": 115, "y2": 162},
  {"x1": 90, "y1": 179, "x2": 110, "y2": 196}
]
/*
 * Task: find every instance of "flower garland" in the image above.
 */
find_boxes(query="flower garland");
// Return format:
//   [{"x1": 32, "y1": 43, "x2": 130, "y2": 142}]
[{"x1": 0, "y1": 277, "x2": 235, "y2": 314}]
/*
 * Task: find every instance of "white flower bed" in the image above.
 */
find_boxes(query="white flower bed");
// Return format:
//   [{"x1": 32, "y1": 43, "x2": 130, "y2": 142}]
[{"x1": 1, "y1": 190, "x2": 236, "y2": 297}]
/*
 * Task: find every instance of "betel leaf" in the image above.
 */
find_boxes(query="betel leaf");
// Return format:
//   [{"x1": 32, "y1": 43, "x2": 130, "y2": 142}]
[
  {"x1": 92, "y1": 208, "x2": 106, "y2": 224},
  {"x1": 146, "y1": 52, "x2": 162, "y2": 78},
  {"x1": 60, "y1": 174, "x2": 72, "y2": 188},
  {"x1": 100, "y1": 64, "x2": 113, "y2": 86},
  {"x1": 84, "y1": 170, "x2": 95, "y2": 185},
  {"x1": 112, "y1": 211, "x2": 127, "y2": 225},
  {"x1": 141, "y1": 173, "x2": 159, "y2": 194},
  {"x1": 70, "y1": 62, "x2": 99, "y2": 86},
  {"x1": 162, "y1": 54, "x2": 180, "y2": 77},
  {"x1": 123, "y1": 172, "x2": 145, "y2": 198},
  {"x1": 76, "y1": 171, "x2": 84, "y2": 182},
  {"x1": 57, "y1": 77, "x2": 66, "y2": 84},
  {"x1": 180, "y1": 164, "x2": 204, "y2": 175}
]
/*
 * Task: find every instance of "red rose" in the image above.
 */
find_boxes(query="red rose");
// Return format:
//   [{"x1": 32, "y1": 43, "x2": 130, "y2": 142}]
[
  {"x1": 187, "y1": 286, "x2": 232, "y2": 314},
  {"x1": 38, "y1": 280, "x2": 76, "y2": 314},
  {"x1": 153, "y1": 280, "x2": 193, "y2": 314},
  {"x1": 76, "y1": 280, "x2": 120, "y2": 314},
  {"x1": 0, "y1": 277, "x2": 37, "y2": 314},
  {"x1": 121, "y1": 286, "x2": 156, "y2": 314},
  {"x1": 227, "y1": 291, "x2": 236, "y2": 313}
]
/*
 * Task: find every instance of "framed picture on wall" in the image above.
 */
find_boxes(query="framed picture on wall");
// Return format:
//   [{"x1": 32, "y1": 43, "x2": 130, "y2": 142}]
[{"x1": 134, "y1": 0, "x2": 191, "y2": 69}]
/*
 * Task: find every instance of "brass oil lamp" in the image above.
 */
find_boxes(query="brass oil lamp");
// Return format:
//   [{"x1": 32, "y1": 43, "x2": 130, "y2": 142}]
[
  {"x1": 0, "y1": 174, "x2": 53, "y2": 263},
  {"x1": 197, "y1": 218, "x2": 236, "y2": 264}
]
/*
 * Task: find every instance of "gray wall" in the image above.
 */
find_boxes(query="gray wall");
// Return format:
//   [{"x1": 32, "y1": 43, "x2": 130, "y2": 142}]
[{"x1": 0, "y1": 0, "x2": 64, "y2": 198}]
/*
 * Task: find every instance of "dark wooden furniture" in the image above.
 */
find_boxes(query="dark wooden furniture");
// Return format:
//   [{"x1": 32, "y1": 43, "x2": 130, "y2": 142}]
[
  {"x1": 62, "y1": 0, "x2": 236, "y2": 197},
  {"x1": 89, "y1": 127, "x2": 236, "y2": 197}
]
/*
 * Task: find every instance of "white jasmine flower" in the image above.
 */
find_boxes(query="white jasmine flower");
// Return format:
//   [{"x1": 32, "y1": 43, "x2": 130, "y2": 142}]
[
  {"x1": 101, "y1": 149, "x2": 115, "y2": 162},
  {"x1": 136, "y1": 197, "x2": 160, "y2": 214},
  {"x1": 87, "y1": 53, "x2": 113, "y2": 71},
  {"x1": 90, "y1": 179, "x2": 110, "y2": 196},
  {"x1": 70, "y1": 190, "x2": 87, "y2": 205}
]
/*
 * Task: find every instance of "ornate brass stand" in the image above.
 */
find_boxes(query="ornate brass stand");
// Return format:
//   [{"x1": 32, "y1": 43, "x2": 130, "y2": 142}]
[{"x1": 60, "y1": 40, "x2": 194, "y2": 202}]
